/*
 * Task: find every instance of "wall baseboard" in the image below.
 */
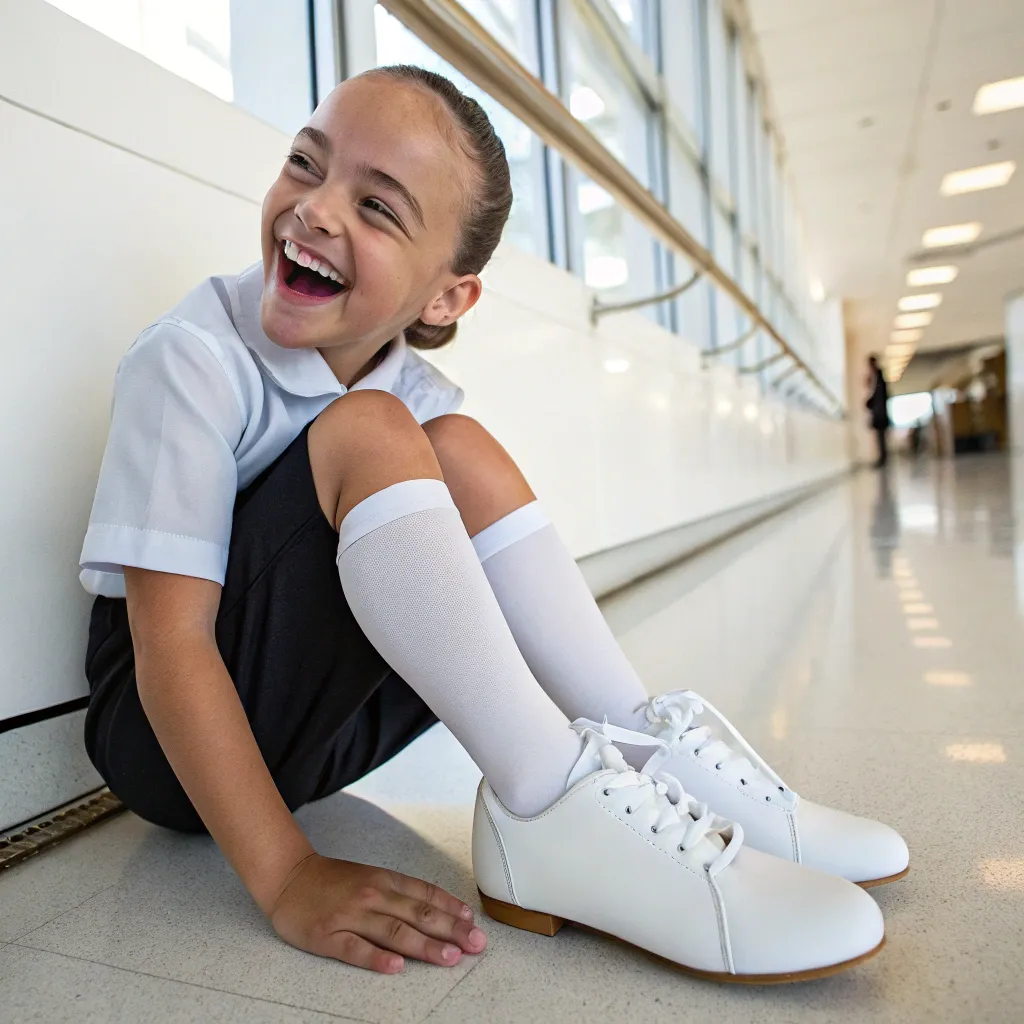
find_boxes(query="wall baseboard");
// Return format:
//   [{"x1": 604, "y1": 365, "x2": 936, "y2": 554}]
[
  {"x1": 580, "y1": 470, "x2": 851, "y2": 599},
  {"x1": 0, "y1": 710, "x2": 102, "y2": 833}
]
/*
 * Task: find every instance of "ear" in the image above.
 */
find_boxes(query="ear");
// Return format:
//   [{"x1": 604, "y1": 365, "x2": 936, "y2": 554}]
[{"x1": 418, "y1": 274, "x2": 483, "y2": 328}]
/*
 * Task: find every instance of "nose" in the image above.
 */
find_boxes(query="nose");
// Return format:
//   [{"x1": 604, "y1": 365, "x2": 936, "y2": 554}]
[{"x1": 294, "y1": 187, "x2": 344, "y2": 237}]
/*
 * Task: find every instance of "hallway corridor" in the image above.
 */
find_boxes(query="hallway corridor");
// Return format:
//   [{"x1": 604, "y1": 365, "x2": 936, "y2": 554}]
[{"x1": 2, "y1": 458, "x2": 1022, "y2": 1022}]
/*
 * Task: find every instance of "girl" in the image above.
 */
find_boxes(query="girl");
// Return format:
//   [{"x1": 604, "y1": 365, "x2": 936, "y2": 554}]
[{"x1": 81, "y1": 67, "x2": 904, "y2": 982}]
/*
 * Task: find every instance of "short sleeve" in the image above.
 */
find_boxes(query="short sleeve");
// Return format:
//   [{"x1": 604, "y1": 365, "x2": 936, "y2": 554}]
[{"x1": 80, "y1": 322, "x2": 244, "y2": 596}]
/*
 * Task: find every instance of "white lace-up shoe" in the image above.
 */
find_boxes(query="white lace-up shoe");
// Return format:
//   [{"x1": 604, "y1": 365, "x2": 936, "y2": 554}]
[
  {"x1": 636, "y1": 691, "x2": 910, "y2": 886},
  {"x1": 473, "y1": 725, "x2": 884, "y2": 983}
]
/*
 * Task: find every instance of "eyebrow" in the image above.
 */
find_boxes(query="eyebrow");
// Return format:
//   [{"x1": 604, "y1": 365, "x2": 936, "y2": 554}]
[{"x1": 356, "y1": 162, "x2": 425, "y2": 229}]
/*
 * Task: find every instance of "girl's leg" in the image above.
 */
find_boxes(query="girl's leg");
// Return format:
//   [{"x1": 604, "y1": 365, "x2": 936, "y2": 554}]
[
  {"x1": 309, "y1": 392, "x2": 582, "y2": 817},
  {"x1": 421, "y1": 415, "x2": 648, "y2": 730}
]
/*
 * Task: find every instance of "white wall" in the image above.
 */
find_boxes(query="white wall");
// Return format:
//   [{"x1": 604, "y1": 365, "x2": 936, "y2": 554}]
[
  {"x1": 0, "y1": 0, "x2": 849, "y2": 723},
  {"x1": 1007, "y1": 293, "x2": 1024, "y2": 451}
]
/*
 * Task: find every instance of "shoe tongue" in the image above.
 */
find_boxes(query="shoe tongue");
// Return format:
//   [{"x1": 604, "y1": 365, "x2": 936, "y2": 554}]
[{"x1": 566, "y1": 730, "x2": 627, "y2": 789}]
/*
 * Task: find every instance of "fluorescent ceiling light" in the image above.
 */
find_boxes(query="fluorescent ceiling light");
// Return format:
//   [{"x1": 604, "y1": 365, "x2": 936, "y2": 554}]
[
  {"x1": 940, "y1": 161, "x2": 1015, "y2": 196},
  {"x1": 898, "y1": 293, "x2": 943, "y2": 312},
  {"x1": 922, "y1": 222, "x2": 982, "y2": 248},
  {"x1": 570, "y1": 85, "x2": 606, "y2": 121},
  {"x1": 891, "y1": 328, "x2": 923, "y2": 343},
  {"x1": 973, "y1": 76, "x2": 1024, "y2": 115},
  {"x1": 906, "y1": 266, "x2": 958, "y2": 287},
  {"x1": 603, "y1": 357, "x2": 630, "y2": 374},
  {"x1": 895, "y1": 311, "x2": 933, "y2": 329}
]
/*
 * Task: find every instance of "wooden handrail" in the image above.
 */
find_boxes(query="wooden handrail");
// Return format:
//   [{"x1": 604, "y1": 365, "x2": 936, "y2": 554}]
[{"x1": 379, "y1": 0, "x2": 844, "y2": 415}]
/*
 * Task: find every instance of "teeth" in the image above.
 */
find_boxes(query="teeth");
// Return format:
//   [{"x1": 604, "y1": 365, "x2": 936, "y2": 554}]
[{"x1": 282, "y1": 240, "x2": 344, "y2": 285}]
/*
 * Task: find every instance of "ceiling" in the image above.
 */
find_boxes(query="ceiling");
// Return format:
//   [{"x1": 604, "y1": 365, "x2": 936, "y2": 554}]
[{"x1": 744, "y1": 0, "x2": 1024, "y2": 393}]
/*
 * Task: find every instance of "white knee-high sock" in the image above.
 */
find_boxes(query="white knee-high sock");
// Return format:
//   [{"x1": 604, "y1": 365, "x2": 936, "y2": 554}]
[
  {"x1": 473, "y1": 503, "x2": 649, "y2": 730},
  {"x1": 337, "y1": 480, "x2": 583, "y2": 816}
]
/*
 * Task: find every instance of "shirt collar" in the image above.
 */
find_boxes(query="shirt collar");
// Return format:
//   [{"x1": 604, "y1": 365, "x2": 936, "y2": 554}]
[{"x1": 230, "y1": 262, "x2": 406, "y2": 398}]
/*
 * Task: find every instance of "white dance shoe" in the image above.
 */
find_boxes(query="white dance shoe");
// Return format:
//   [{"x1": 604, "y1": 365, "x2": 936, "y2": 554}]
[
  {"x1": 632, "y1": 691, "x2": 909, "y2": 886},
  {"x1": 473, "y1": 725, "x2": 884, "y2": 982}
]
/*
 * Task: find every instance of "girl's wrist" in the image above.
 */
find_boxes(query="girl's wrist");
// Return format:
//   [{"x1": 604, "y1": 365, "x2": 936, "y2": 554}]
[{"x1": 245, "y1": 831, "x2": 317, "y2": 915}]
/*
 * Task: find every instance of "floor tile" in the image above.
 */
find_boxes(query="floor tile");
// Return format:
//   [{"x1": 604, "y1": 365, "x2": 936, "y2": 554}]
[
  {"x1": 0, "y1": 944, "x2": 357, "y2": 1023},
  {"x1": 0, "y1": 811, "x2": 152, "y2": 942}
]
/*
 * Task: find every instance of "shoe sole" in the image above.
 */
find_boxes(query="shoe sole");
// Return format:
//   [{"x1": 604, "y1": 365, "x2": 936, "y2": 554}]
[
  {"x1": 856, "y1": 864, "x2": 910, "y2": 888},
  {"x1": 479, "y1": 890, "x2": 885, "y2": 984}
]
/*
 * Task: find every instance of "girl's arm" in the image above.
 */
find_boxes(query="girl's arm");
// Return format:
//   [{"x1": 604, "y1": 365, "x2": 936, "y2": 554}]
[
  {"x1": 125, "y1": 566, "x2": 314, "y2": 911},
  {"x1": 124, "y1": 566, "x2": 486, "y2": 972}
]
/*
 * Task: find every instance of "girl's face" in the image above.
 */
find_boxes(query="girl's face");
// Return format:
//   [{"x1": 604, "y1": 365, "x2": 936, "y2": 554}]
[{"x1": 259, "y1": 76, "x2": 482, "y2": 365}]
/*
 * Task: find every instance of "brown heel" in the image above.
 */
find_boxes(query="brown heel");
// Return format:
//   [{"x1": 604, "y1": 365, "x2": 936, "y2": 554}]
[{"x1": 478, "y1": 890, "x2": 565, "y2": 936}]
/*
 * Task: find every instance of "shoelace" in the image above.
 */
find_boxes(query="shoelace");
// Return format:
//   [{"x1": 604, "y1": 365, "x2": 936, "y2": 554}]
[
  {"x1": 571, "y1": 721, "x2": 743, "y2": 876},
  {"x1": 642, "y1": 690, "x2": 798, "y2": 809}
]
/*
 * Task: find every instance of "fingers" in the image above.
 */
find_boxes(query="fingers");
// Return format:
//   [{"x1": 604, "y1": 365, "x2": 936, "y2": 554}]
[
  {"x1": 384, "y1": 892, "x2": 487, "y2": 955},
  {"x1": 316, "y1": 929, "x2": 405, "y2": 975},
  {"x1": 362, "y1": 912, "x2": 467, "y2": 968},
  {"x1": 389, "y1": 872, "x2": 476, "y2": 923}
]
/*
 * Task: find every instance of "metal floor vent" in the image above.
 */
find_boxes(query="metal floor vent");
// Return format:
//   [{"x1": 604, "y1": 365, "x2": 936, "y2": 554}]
[{"x1": 0, "y1": 788, "x2": 124, "y2": 871}]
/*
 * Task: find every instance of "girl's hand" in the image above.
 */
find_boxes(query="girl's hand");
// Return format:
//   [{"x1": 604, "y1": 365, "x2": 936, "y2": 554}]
[{"x1": 269, "y1": 853, "x2": 488, "y2": 973}]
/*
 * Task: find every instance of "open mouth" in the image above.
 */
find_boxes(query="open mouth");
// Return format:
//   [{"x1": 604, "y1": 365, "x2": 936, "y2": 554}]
[{"x1": 279, "y1": 239, "x2": 347, "y2": 299}]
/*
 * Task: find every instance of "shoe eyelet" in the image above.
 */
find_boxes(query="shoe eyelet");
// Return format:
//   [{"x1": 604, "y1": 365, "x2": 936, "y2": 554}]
[
  {"x1": 677, "y1": 845, "x2": 684, "y2": 853},
  {"x1": 692, "y1": 749, "x2": 699, "y2": 756},
  {"x1": 603, "y1": 789, "x2": 610, "y2": 796},
  {"x1": 778, "y1": 785, "x2": 785, "y2": 792},
  {"x1": 715, "y1": 763, "x2": 722, "y2": 770},
  {"x1": 625, "y1": 807, "x2": 632, "y2": 814},
  {"x1": 740, "y1": 779, "x2": 747, "y2": 785},
  {"x1": 650, "y1": 826, "x2": 658, "y2": 834},
  {"x1": 765, "y1": 796, "x2": 772, "y2": 802}
]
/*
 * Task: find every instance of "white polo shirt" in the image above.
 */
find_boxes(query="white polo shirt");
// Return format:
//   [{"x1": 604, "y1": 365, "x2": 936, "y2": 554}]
[{"x1": 80, "y1": 263, "x2": 464, "y2": 598}]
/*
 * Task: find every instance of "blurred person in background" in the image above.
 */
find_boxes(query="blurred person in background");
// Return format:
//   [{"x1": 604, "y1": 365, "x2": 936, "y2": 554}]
[{"x1": 865, "y1": 355, "x2": 891, "y2": 468}]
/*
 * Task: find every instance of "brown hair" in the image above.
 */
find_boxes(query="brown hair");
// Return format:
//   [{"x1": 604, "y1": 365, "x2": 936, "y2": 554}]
[{"x1": 361, "y1": 65, "x2": 513, "y2": 349}]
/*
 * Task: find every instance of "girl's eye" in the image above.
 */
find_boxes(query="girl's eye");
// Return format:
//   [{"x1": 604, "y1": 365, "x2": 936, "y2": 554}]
[
  {"x1": 362, "y1": 198, "x2": 400, "y2": 225},
  {"x1": 287, "y1": 152, "x2": 318, "y2": 176}
]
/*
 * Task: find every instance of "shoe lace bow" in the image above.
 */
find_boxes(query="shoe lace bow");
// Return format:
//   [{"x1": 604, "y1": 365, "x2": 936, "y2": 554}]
[{"x1": 643, "y1": 690, "x2": 798, "y2": 809}]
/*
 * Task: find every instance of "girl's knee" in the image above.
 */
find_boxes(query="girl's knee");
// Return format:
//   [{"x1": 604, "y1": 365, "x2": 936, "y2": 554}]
[
  {"x1": 422, "y1": 415, "x2": 534, "y2": 533},
  {"x1": 308, "y1": 391, "x2": 440, "y2": 529}
]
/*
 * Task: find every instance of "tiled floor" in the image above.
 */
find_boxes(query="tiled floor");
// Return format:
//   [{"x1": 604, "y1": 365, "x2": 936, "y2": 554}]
[{"x1": 3, "y1": 455, "x2": 1023, "y2": 1022}]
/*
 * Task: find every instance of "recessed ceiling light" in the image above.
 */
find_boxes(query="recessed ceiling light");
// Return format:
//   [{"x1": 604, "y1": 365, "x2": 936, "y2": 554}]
[
  {"x1": 809, "y1": 278, "x2": 825, "y2": 302},
  {"x1": 603, "y1": 357, "x2": 630, "y2": 374},
  {"x1": 923, "y1": 222, "x2": 982, "y2": 248},
  {"x1": 891, "y1": 328, "x2": 923, "y2": 343},
  {"x1": 973, "y1": 76, "x2": 1024, "y2": 115},
  {"x1": 898, "y1": 293, "x2": 943, "y2": 312},
  {"x1": 895, "y1": 312, "x2": 934, "y2": 329},
  {"x1": 940, "y1": 161, "x2": 1015, "y2": 196},
  {"x1": 906, "y1": 266, "x2": 958, "y2": 287}
]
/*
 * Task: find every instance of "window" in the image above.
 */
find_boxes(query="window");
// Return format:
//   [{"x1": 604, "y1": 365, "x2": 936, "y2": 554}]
[
  {"x1": 458, "y1": 0, "x2": 540, "y2": 68},
  {"x1": 704, "y1": 0, "x2": 732, "y2": 201},
  {"x1": 607, "y1": 0, "x2": 656, "y2": 56},
  {"x1": 43, "y1": 0, "x2": 315, "y2": 134},
  {"x1": 375, "y1": 4, "x2": 550, "y2": 258},
  {"x1": 560, "y1": 0, "x2": 657, "y2": 302},
  {"x1": 661, "y1": 0, "x2": 703, "y2": 151},
  {"x1": 667, "y1": 139, "x2": 707, "y2": 245}
]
